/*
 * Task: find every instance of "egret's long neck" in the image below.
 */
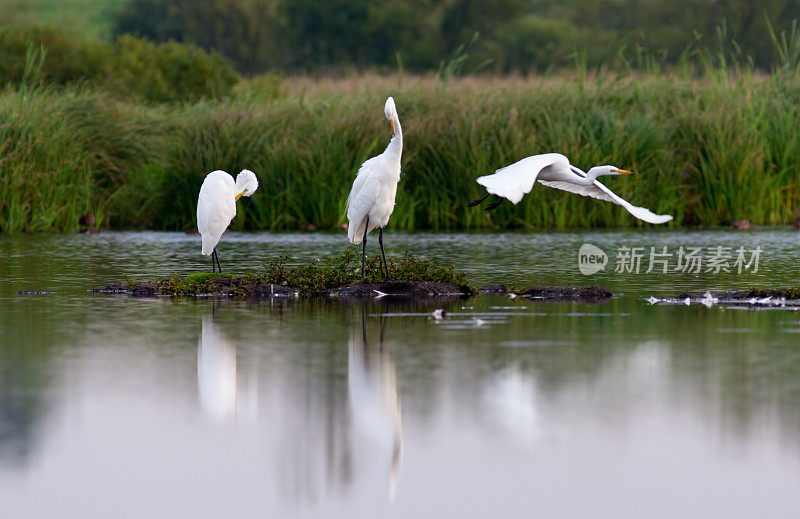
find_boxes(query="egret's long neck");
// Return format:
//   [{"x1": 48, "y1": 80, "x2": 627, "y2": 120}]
[
  {"x1": 584, "y1": 169, "x2": 602, "y2": 185},
  {"x1": 385, "y1": 114, "x2": 403, "y2": 163},
  {"x1": 571, "y1": 165, "x2": 598, "y2": 186}
]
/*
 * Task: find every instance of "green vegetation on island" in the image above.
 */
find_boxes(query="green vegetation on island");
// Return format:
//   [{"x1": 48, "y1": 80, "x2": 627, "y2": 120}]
[{"x1": 102, "y1": 251, "x2": 471, "y2": 298}]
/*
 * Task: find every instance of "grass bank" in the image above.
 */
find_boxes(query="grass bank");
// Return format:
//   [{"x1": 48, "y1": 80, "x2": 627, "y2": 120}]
[{"x1": 1, "y1": 72, "x2": 799, "y2": 232}]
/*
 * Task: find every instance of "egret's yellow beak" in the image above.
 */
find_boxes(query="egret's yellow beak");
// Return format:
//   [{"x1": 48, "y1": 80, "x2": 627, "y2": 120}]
[
  {"x1": 390, "y1": 119, "x2": 395, "y2": 135},
  {"x1": 235, "y1": 191, "x2": 245, "y2": 201},
  {"x1": 613, "y1": 168, "x2": 636, "y2": 175}
]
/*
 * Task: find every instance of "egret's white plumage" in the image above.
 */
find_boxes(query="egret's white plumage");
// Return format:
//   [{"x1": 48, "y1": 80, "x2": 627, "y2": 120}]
[
  {"x1": 347, "y1": 97, "x2": 403, "y2": 243},
  {"x1": 346, "y1": 97, "x2": 402, "y2": 278},
  {"x1": 474, "y1": 153, "x2": 672, "y2": 224},
  {"x1": 197, "y1": 169, "x2": 258, "y2": 269}
]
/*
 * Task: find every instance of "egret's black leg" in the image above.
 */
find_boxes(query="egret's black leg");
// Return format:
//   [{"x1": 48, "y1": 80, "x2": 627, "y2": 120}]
[
  {"x1": 361, "y1": 216, "x2": 369, "y2": 280},
  {"x1": 485, "y1": 195, "x2": 503, "y2": 211},
  {"x1": 213, "y1": 248, "x2": 222, "y2": 272},
  {"x1": 378, "y1": 227, "x2": 390, "y2": 280},
  {"x1": 211, "y1": 250, "x2": 216, "y2": 273},
  {"x1": 467, "y1": 192, "x2": 491, "y2": 207}
]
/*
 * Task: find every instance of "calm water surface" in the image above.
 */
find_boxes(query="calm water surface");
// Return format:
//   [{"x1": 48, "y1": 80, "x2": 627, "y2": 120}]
[{"x1": 1, "y1": 229, "x2": 799, "y2": 518}]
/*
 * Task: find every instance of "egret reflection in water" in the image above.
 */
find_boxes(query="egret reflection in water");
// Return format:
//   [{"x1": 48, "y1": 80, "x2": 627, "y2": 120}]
[
  {"x1": 348, "y1": 307, "x2": 403, "y2": 502},
  {"x1": 197, "y1": 315, "x2": 238, "y2": 421},
  {"x1": 483, "y1": 365, "x2": 541, "y2": 444}
]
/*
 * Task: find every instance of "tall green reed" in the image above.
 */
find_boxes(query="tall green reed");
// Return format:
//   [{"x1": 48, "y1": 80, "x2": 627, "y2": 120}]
[{"x1": 2, "y1": 68, "x2": 800, "y2": 232}]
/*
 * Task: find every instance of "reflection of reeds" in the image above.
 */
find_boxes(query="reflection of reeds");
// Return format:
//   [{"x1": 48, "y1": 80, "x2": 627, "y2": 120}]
[{"x1": 2, "y1": 72, "x2": 800, "y2": 232}]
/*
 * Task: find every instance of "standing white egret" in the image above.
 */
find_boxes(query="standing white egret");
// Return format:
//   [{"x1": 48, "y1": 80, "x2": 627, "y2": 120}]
[
  {"x1": 346, "y1": 97, "x2": 403, "y2": 279},
  {"x1": 197, "y1": 169, "x2": 259, "y2": 272},
  {"x1": 468, "y1": 153, "x2": 672, "y2": 224}
]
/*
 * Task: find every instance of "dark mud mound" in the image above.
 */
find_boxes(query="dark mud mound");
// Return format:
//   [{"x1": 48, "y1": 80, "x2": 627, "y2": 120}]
[
  {"x1": 328, "y1": 280, "x2": 471, "y2": 301},
  {"x1": 519, "y1": 285, "x2": 613, "y2": 303},
  {"x1": 91, "y1": 283, "x2": 160, "y2": 296},
  {"x1": 92, "y1": 277, "x2": 469, "y2": 301},
  {"x1": 478, "y1": 285, "x2": 512, "y2": 296},
  {"x1": 657, "y1": 287, "x2": 800, "y2": 309},
  {"x1": 92, "y1": 280, "x2": 296, "y2": 299},
  {"x1": 478, "y1": 284, "x2": 613, "y2": 302},
  {"x1": 677, "y1": 288, "x2": 800, "y2": 300}
]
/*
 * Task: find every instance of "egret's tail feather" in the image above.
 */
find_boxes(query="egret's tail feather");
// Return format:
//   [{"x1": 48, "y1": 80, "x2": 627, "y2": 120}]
[
  {"x1": 476, "y1": 174, "x2": 524, "y2": 204},
  {"x1": 348, "y1": 218, "x2": 367, "y2": 244},
  {"x1": 201, "y1": 234, "x2": 217, "y2": 256}
]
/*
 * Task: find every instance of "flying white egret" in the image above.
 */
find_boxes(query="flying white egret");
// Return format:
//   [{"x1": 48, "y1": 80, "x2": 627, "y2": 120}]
[
  {"x1": 346, "y1": 97, "x2": 403, "y2": 279},
  {"x1": 197, "y1": 169, "x2": 259, "y2": 272},
  {"x1": 468, "y1": 153, "x2": 672, "y2": 224}
]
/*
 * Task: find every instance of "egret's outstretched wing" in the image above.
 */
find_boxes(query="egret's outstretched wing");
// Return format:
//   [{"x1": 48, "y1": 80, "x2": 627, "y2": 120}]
[
  {"x1": 476, "y1": 153, "x2": 568, "y2": 204},
  {"x1": 538, "y1": 172, "x2": 672, "y2": 224},
  {"x1": 347, "y1": 156, "x2": 382, "y2": 243},
  {"x1": 536, "y1": 165, "x2": 616, "y2": 203}
]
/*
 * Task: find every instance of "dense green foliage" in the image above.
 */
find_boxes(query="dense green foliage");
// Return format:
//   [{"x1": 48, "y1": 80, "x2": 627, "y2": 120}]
[
  {"x1": 1, "y1": 72, "x2": 799, "y2": 233},
  {"x1": 110, "y1": 0, "x2": 800, "y2": 73},
  {"x1": 0, "y1": 25, "x2": 110, "y2": 86},
  {"x1": 111, "y1": 35, "x2": 238, "y2": 102},
  {"x1": 0, "y1": 0, "x2": 125, "y2": 40},
  {"x1": 2, "y1": 1, "x2": 799, "y2": 75},
  {"x1": 0, "y1": 26, "x2": 237, "y2": 103},
  {"x1": 113, "y1": 0, "x2": 278, "y2": 74}
]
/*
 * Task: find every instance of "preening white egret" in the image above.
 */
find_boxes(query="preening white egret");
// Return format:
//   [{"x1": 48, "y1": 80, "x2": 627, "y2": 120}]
[
  {"x1": 346, "y1": 97, "x2": 403, "y2": 279},
  {"x1": 197, "y1": 169, "x2": 259, "y2": 272},
  {"x1": 468, "y1": 153, "x2": 672, "y2": 224}
]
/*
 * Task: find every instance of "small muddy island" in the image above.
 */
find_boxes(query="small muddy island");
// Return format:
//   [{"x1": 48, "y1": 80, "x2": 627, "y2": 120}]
[
  {"x1": 92, "y1": 276, "x2": 473, "y2": 301},
  {"x1": 92, "y1": 252, "x2": 473, "y2": 301},
  {"x1": 90, "y1": 251, "x2": 614, "y2": 303}
]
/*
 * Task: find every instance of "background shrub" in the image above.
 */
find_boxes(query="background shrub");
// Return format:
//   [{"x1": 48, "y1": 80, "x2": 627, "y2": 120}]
[
  {"x1": 111, "y1": 35, "x2": 238, "y2": 103},
  {"x1": 0, "y1": 26, "x2": 238, "y2": 104},
  {"x1": 0, "y1": 25, "x2": 110, "y2": 87}
]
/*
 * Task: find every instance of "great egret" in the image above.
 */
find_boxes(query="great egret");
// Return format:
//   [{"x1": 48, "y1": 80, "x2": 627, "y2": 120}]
[
  {"x1": 346, "y1": 97, "x2": 403, "y2": 279},
  {"x1": 197, "y1": 169, "x2": 259, "y2": 272},
  {"x1": 468, "y1": 153, "x2": 672, "y2": 224}
]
